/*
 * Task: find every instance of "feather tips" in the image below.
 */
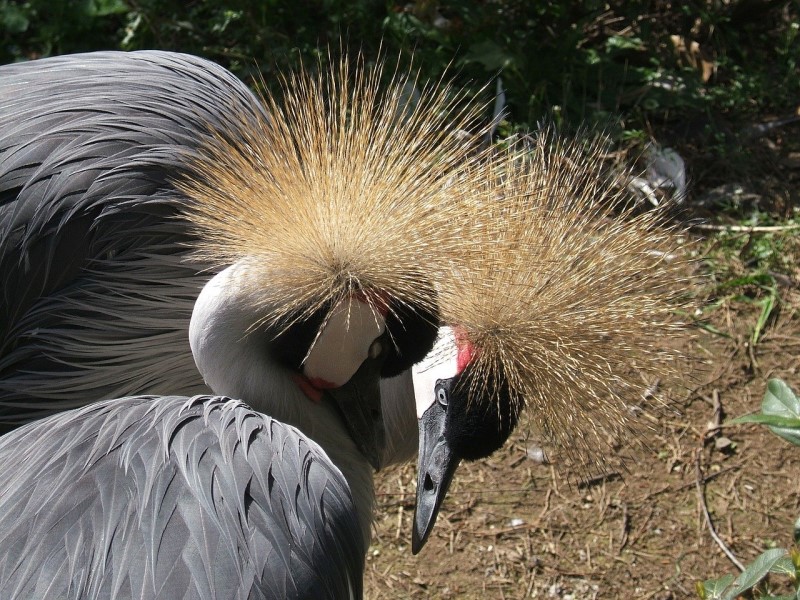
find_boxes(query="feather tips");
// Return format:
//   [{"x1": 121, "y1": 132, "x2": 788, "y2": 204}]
[
  {"x1": 176, "y1": 55, "x2": 491, "y2": 330},
  {"x1": 0, "y1": 396, "x2": 363, "y2": 599},
  {"x1": 439, "y1": 129, "x2": 693, "y2": 470}
]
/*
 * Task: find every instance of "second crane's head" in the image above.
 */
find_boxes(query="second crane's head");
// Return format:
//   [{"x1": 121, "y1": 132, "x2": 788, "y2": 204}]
[
  {"x1": 178, "y1": 55, "x2": 491, "y2": 471},
  {"x1": 410, "y1": 325, "x2": 521, "y2": 552},
  {"x1": 410, "y1": 131, "x2": 691, "y2": 553}
]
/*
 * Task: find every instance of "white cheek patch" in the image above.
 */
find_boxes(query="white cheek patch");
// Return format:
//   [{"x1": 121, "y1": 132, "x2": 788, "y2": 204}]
[
  {"x1": 411, "y1": 326, "x2": 462, "y2": 418},
  {"x1": 303, "y1": 296, "x2": 386, "y2": 389}
]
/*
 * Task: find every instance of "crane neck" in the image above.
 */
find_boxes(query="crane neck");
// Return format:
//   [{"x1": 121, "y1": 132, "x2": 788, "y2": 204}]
[
  {"x1": 188, "y1": 262, "x2": 375, "y2": 547},
  {"x1": 379, "y1": 370, "x2": 419, "y2": 466}
]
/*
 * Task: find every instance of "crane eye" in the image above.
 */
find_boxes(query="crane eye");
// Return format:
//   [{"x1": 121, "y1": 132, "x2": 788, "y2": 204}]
[
  {"x1": 435, "y1": 385, "x2": 448, "y2": 407},
  {"x1": 368, "y1": 338, "x2": 383, "y2": 360}
]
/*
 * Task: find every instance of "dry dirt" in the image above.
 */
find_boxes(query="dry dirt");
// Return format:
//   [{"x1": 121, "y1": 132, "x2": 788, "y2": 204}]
[{"x1": 363, "y1": 195, "x2": 800, "y2": 597}]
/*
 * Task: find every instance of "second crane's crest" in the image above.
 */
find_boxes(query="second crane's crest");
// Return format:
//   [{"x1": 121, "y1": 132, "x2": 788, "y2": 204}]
[
  {"x1": 439, "y1": 130, "x2": 693, "y2": 471},
  {"x1": 176, "y1": 56, "x2": 490, "y2": 331}
]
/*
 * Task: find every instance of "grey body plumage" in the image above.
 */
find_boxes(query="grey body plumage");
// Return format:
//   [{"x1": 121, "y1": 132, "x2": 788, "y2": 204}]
[
  {"x1": 0, "y1": 51, "x2": 398, "y2": 600},
  {"x1": 0, "y1": 395, "x2": 362, "y2": 599},
  {"x1": 0, "y1": 51, "x2": 265, "y2": 422}
]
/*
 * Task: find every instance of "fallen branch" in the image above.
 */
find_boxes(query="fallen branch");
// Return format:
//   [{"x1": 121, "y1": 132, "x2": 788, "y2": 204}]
[{"x1": 695, "y1": 448, "x2": 745, "y2": 572}]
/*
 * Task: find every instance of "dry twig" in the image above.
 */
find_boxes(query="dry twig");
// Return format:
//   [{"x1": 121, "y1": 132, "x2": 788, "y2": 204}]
[{"x1": 694, "y1": 448, "x2": 745, "y2": 572}]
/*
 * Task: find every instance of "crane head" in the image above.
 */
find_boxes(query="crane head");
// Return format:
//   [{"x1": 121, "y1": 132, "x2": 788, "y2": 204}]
[
  {"x1": 410, "y1": 326, "x2": 520, "y2": 553},
  {"x1": 410, "y1": 130, "x2": 692, "y2": 553},
  {"x1": 271, "y1": 290, "x2": 439, "y2": 472},
  {"x1": 315, "y1": 333, "x2": 389, "y2": 472},
  {"x1": 297, "y1": 295, "x2": 390, "y2": 471}
]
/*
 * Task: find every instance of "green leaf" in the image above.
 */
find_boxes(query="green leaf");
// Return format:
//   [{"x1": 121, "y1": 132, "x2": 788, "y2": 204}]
[
  {"x1": 701, "y1": 574, "x2": 735, "y2": 600},
  {"x1": 770, "y1": 555, "x2": 796, "y2": 576},
  {"x1": 606, "y1": 35, "x2": 645, "y2": 51},
  {"x1": 752, "y1": 293, "x2": 776, "y2": 345},
  {"x1": 730, "y1": 381, "x2": 800, "y2": 445},
  {"x1": 87, "y1": 0, "x2": 129, "y2": 17},
  {"x1": 763, "y1": 380, "x2": 800, "y2": 416},
  {"x1": 727, "y1": 414, "x2": 800, "y2": 428},
  {"x1": 794, "y1": 515, "x2": 800, "y2": 544},
  {"x1": 696, "y1": 579, "x2": 707, "y2": 599},
  {"x1": 762, "y1": 380, "x2": 800, "y2": 445},
  {"x1": 1, "y1": 4, "x2": 30, "y2": 33},
  {"x1": 695, "y1": 320, "x2": 731, "y2": 338},
  {"x1": 715, "y1": 272, "x2": 775, "y2": 292},
  {"x1": 465, "y1": 40, "x2": 516, "y2": 72},
  {"x1": 722, "y1": 548, "x2": 789, "y2": 600}
]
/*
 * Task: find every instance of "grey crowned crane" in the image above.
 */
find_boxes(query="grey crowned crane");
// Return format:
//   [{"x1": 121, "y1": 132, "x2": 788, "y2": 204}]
[
  {"x1": 409, "y1": 132, "x2": 690, "y2": 551},
  {"x1": 0, "y1": 50, "x2": 487, "y2": 598},
  {"x1": 0, "y1": 50, "x2": 690, "y2": 596}
]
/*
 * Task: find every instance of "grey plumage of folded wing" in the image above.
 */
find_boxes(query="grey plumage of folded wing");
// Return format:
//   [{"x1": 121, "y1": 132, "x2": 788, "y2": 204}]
[
  {"x1": 0, "y1": 395, "x2": 364, "y2": 599},
  {"x1": 0, "y1": 51, "x2": 268, "y2": 425}
]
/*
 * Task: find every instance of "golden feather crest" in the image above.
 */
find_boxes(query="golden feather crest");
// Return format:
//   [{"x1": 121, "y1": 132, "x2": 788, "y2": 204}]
[
  {"x1": 177, "y1": 55, "x2": 493, "y2": 327},
  {"x1": 438, "y1": 129, "x2": 693, "y2": 470},
  {"x1": 178, "y1": 53, "x2": 693, "y2": 471}
]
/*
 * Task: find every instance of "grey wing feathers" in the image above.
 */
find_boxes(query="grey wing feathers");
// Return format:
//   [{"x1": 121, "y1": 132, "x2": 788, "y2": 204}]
[
  {"x1": 0, "y1": 51, "x2": 268, "y2": 425},
  {"x1": 0, "y1": 395, "x2": 364, "y2": 600}
]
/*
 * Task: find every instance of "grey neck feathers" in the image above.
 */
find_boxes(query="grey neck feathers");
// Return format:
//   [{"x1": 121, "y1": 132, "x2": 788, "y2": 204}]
[
  {"x1": 380, "y1": 371, "x2": 419, "y2": 467},
  {"x1": 189, "y1": 263, "x2": 375, "y2": 547}
]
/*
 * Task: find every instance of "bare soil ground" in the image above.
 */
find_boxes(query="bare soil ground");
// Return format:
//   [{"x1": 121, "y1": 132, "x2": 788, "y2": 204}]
[{"x1": 364, "y1": 132, "x2": 800, "y2": 599}]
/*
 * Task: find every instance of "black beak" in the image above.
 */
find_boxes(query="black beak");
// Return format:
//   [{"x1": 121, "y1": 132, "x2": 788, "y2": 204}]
[
  {"x1": 324, "y1": 331, "x2": 390, "y2": 471},
  {"x1": 412, "y1": 383, "x2": 461, "y2": 554}
]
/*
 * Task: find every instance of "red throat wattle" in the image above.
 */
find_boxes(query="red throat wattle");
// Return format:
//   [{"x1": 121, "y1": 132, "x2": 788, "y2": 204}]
[
  {"x1": 453, "y1": 325, "x2": 475, "y2": 374},
  {"x1": 291, "y1": 373, "x2": 336, "y2": 403}
]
